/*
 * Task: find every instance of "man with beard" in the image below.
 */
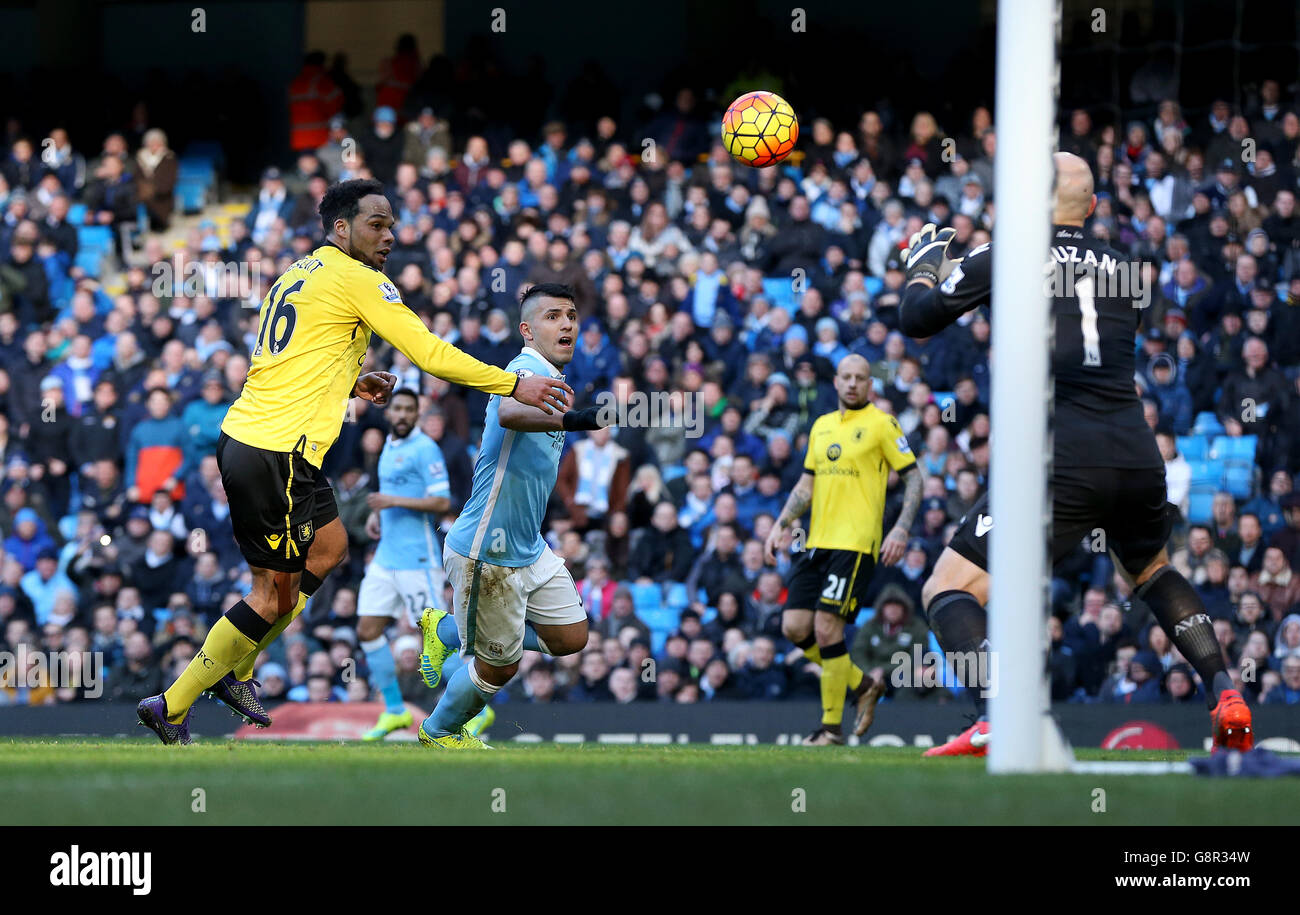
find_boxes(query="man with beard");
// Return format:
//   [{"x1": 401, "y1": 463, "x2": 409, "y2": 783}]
[
  {"x1": 354, "y1": 388, "x2": 455, "y2": 741},
  {"x1": 765, "y1": 354, "x2": 924, "y2": 744}
]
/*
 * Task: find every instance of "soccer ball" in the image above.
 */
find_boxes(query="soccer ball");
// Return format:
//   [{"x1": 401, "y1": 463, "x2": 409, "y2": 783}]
[{"x1": 721, "y1": 90, "x2": 799, "y2": 167}]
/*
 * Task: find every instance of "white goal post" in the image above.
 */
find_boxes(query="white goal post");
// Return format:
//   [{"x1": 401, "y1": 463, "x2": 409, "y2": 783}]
[{"x1": 986, "y1": 0, "x2": 1070, "y2": 773}]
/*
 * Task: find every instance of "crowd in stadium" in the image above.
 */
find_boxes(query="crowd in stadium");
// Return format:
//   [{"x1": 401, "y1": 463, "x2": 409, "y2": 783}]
[{"x1": 3, "y1": 43, "x2": 1300, "y2": 713}]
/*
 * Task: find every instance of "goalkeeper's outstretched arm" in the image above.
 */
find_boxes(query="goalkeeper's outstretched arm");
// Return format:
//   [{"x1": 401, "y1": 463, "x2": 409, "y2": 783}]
[{"x1": 898, "y1": 224, "x2": 992, "y2": 338}]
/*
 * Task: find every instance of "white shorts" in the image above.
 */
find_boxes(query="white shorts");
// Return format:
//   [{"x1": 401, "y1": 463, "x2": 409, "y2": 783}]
[
  {"x1": 443, "y1": 544, "x2": 586, "y2": 666},
  {"x1": 357, "y1": 561, "x2": 446, "y2": 627}
]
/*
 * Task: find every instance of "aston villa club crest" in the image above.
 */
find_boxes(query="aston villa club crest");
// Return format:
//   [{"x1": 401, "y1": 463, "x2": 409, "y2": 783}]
[{"x1": 298, "y1": 521, "x2": 314, "y2": 542}]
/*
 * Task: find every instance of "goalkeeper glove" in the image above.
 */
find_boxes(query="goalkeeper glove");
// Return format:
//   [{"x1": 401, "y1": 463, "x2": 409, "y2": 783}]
[{"x1": 903, "y1": 223, "x2": 958, "y2": 286}]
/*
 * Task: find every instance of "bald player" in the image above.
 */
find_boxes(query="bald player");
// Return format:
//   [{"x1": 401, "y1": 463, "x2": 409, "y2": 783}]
[
  {"x1": 898, "y1": 151, "x2": 1252, "y2": 755},
  {"x1": 766, "y1": 353, "x2": 923, "y2": 745}
]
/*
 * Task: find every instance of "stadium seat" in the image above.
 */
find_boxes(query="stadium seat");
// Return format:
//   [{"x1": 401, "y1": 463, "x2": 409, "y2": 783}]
[
  {"x1": 665, "y1": 582, "x2": 690, "y2": 609},
  {"x1": 930, "y1": 391, "x2": 956, "y2": 415},
  {"x1": 761, "y1": 277, "x2": 797, "y2": 312},
  {"x1": 175, "y1": 178, "x2": 207, "y2": 215},
  {"x1": 1193, "y1": 412, "x2": 1225, "y2": 436},
  {"x1": 182, "y1": 141, "x2": 226, "y2": 173},
  {"x1": 1210, "y1": 435, "x2": 1257, "y2": 464},
  {"x1": 1222, "y1": 462, "x2": 1254, "y2": 499},
  {"x1": 1185, "y1": 459, "x2": 1224, "y2": 493},
  {"x1": 74, "y1": 248, "x2": 104, "y2": 277},
  {"x1": 74, "y1": 225, "x2": 114, "y2": 277},
  {"x1": 1176, "y1": 435, "x2": 1208, "y2": 461},
  {"x1": 1186, "y1": 491, "x2": 1215, "y2": 524},
  {"x1": 629, "y1": 582, "x2": 664, "y2": 614},
  {"x1": 67, "y1": 202, "x2": 87, "y2": 225}
]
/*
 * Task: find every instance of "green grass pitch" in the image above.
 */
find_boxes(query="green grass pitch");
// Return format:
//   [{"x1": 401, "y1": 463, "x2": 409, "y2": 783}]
[{"x1": 0, "y1": 738, "x2": 1286, "y2": 826}]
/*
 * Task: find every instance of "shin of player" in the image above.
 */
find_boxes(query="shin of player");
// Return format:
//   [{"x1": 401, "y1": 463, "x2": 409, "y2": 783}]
[{"x1": 357, "y1": 388, "x2": 451, "y2": 740}]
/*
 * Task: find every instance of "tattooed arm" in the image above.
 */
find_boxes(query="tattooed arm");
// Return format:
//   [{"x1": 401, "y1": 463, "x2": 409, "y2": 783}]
[
  {"x1": 764, "y1": 472, "x2": 814, "y2": 563},
  {"x1": 881, "y1": 464, "x2": 924, "y2": 566}
]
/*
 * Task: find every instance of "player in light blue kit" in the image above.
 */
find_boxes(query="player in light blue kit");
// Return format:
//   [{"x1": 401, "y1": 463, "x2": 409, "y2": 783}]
[
  {"x1": 357, "y1": 387, "x2": 452, "y2": 740},
  {"x1": 418, "y1": 284, "x2": 610, "y2": 749}
]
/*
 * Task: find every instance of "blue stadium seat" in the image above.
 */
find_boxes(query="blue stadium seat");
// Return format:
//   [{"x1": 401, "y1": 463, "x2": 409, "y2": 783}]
[
  {"x1": 1185, "y1": 459, "x2": 1224, "y2": 492},
  {"x1": 1176, "y1": 435, "x2": 1208, "y2": 461},
  {"x1": 182, "y1": 141, "x2": 225, "y2": 173},
  {"x1": 74, "y1": 248, "x2": 104, "y2": 277},
  {"x1": 175, "y1": 178, "x2": 206, "y2": 214},
  {"x1": 1210, "y1": 435, "x2": 1257, "y2": 464},
  {"x1": 664, "y1": 582, "x2": 690, "y2": 609},
  {"x1": 639, "y1": 607, "x2": 677, "y2": 629},
  {"x1": 629, "y1": 582, "x2": 664, "y2": 614},
  {"x1": 1193, "y1": 412, "x2": 1225, "y2": 436},
  {"x1": 67, "y1": 202, "x2": 87, "y2": 225},
  {"x1": 77, "y1": 225, "x2": 112, "y2": 251},
  {"x1": 761, "y1": 277, "x2": 797, "y2": 312},
  {"x1": 1222, "y1": 462, "x2": 1254, "y2": 499},
  {"x1": 1187, "y1": 491, "x2": 1215, "y2": 524},
  {"x1": 930, "y1": 391, "x2": 956, "y2": 414},
  {"x1": 649, "y1": 628, "x2": 669, "y2": 656}
]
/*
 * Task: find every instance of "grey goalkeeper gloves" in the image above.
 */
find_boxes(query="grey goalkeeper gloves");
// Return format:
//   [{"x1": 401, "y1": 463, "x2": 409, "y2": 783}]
[{"x1": 903, "y1": 223, "x2": 959, "y2": 286}]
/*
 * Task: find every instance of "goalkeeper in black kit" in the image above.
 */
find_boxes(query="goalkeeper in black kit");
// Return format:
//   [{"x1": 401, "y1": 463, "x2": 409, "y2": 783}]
[{"x1": 897, "y1": 151, "x2": 1252, "y2": 757}]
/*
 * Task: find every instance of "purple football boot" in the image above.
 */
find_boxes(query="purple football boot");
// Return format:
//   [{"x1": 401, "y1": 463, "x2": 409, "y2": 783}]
[
  {"x1": 204, "y1": 673, "x2": 271, "y2": 728},
  {"x1": 136, "y1": 694, "x2": 194, "y2": 745}
]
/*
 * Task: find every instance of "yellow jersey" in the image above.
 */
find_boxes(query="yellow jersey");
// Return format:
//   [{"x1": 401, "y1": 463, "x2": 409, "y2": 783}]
[
  {"x1": 222, "y1": 244, "x2": 517, "y2": 467},
  {"x1": 802, "y1": 404, "x2": 916, "y2": 557}
]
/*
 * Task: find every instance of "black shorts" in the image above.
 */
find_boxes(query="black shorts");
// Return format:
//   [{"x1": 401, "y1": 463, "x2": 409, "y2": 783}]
[
  {"x1": 784, "y1": 547, "x2": 875, "y2": 619},
  {"x1": 216, "y1": 432, "x2": 339, "y2": 573},
  {"x1": 947, "y1": 465, "x2": 1176, "y2": 576}
]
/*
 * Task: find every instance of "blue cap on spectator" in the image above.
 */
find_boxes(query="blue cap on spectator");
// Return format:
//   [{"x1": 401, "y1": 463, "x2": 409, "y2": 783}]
[
  {"x1": 128, "y1": 505, "x2": 150, "y2": 522},
  {"x1": 15, "y1": 507, "x2": 38, "y2": 526},
  {"x1": 1131, "y1": 650, "x2": 1161, "y2": 675},
  {"x1": 37, "y1": 547, "x2": 58, "y2": 562},
  {"x1": 784, "y1": 325, "x2": 808, "y2": 345},
  {"x1": 907, "y1": 537, "x2": 928, "y2": 553},
  {"x1": 40, "y1": 375, "x2": 63, "y2": 391},
  {"x1": 374, "y1": 106, "x2": 397, "y2": 124},
  {"x1": 923, "y1": 497, "x2": 946, "y2": 514},
  {"x1": 581, "y1": 317, "x2": 604, "y2": 334},
  {"x1": 259, "y1": 662, "x2": 287, "y2": 681},
  {"x1": 200, "y1": 236, "x2": 222, "y2": 252},
  {"x1": 261, "y1": 166, "x2": 282, "y2": 182},
  {"x1": 767, "y1": 372, "x2": 791, "y2": 391},
  {"x1": 815, "y1": 317, "x2": 839, "y2": 337}
]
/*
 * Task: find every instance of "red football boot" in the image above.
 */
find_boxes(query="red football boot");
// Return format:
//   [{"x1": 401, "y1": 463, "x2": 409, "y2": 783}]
[
  {"x1": 923, "y1": 720, "x2": 990, "y2": 757},
  {"x1": 1211, "y1": 688, "x2": 1254, "y2": 751}
]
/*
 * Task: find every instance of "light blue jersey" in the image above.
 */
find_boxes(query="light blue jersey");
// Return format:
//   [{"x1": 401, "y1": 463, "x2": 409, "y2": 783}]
[
  {"x1": 374, "y1": 429, "x2": 450, "y2": 571},
  {"x1": 446, "y1": 347, "x2": 565, "y2": 567}
]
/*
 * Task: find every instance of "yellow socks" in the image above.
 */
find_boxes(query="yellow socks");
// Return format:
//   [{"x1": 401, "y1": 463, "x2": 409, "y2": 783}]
[
  {"x1": 162, "y1": 602, "x2": 270, "y2": 723},
  {"x1": 819, "y1": 641, "x2": 851, "y2": 729},
  {"x1": 231, "y1": 590, "x2": 307, "y2": 681}
]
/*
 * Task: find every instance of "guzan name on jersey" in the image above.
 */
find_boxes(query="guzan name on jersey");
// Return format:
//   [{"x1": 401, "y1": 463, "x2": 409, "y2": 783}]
[{"x1": 903, "y1": 225, "x2": 1161, "y2": 471}]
